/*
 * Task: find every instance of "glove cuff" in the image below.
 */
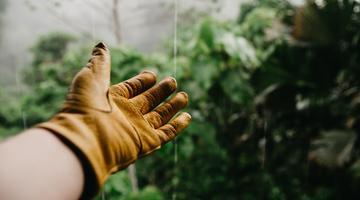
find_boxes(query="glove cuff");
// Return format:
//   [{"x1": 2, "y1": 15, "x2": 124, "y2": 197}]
[{"x1": 35, "y1": 114, "x2": 109, "y2": 198}]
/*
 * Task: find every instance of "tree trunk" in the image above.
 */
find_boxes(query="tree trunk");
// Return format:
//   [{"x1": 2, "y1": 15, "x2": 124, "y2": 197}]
[
  {"x1": 112, "y1": 0, "x2": 122, "y2": 44},
  {"x1": 128, "y1": 164, "x2": 139, "y2": 193}
]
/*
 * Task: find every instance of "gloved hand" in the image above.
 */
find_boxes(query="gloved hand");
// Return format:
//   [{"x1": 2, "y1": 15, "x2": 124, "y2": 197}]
[{"x1": 36, "y1": 42, "x2": 191, "y2": 197}]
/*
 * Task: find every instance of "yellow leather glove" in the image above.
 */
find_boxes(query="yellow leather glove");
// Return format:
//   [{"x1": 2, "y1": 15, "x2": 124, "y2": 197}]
[{"x1": 36, "y1": 42, "x2": 191, "y2": 197}]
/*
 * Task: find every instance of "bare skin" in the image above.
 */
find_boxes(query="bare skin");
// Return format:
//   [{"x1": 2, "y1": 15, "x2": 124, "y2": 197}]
[{"x1": 0, "y1": 128, "x2": 84, "y2": 200}]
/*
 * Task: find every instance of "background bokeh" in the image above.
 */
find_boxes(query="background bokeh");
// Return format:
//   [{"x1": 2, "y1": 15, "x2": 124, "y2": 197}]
[{"x1": 1, "y1": 0, "x2": 360, "y2": 199}]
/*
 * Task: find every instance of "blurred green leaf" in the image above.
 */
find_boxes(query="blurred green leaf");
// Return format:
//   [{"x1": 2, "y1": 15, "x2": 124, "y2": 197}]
[
  {"x1": 198, "y1": 18, "x2": 216, "y2": 50},
  {"x1": 309, "y1": 130, "x2": 357, "y2": 168},
  {"x1": 220, "y1": 70, "x2": 254, "y2": 105}
]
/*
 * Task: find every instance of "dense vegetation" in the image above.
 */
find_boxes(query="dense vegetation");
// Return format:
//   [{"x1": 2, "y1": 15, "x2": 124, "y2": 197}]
[{"x1": 1, "y1": 0, "x2": 360, "y2": 199}]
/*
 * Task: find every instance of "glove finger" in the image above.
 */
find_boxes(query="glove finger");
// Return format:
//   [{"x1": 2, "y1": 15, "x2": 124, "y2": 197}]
[
  {"x1": 110, "y1": 71, "x2": 157, "y2": 98},
  {"x1": 131, "y1": 77, "x2": 177, "y2": 114},
  {"x1": 156, "y1": 112, "x2": 191, "y2": 144},
  {"x1": 86, "y1": 42, "x2": 111, "y2": 89},
  {"x1": 144, "y1": 92, "x2": 188, "y2": 129}
]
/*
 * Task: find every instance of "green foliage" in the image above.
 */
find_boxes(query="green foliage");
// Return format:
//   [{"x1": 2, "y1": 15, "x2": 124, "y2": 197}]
[
  {"x1": 97, "y1": 171, "x2": 164, "y2": 200},
  {"x1": 29, "y1": 32, "x2": 76, "y2": 67},
  {"x1": 1, "y1": 0, "x2": 360, "y2": 199}
]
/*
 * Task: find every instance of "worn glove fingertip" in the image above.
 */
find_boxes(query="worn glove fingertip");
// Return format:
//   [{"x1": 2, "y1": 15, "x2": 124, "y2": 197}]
[
  {"x1": 140, "y1": 70, "x2": 157, "y2": 77},
  {"x1": 177, "y1": 91, "x2": 189, "y2": 105},
  {"x1": 162, "y1": 76, "x2": 177, "y2": 92},
  {"x1": 181, "y1": 112, "x2": 192, "y2": 120},
  {"x1": 177, "y1": 112, "x2": 192, "y2": 129},
  {"x1": 95, "y1": 42, "x2": 107, "y2": 50},
  {"x1": 138, "y1": 71, "x2": 157, "y2": 86}
]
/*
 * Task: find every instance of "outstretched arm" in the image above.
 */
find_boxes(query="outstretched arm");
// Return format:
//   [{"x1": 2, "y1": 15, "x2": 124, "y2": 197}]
[{"x1": 0, "y1": 43, "x2": 191, "y2": 199}]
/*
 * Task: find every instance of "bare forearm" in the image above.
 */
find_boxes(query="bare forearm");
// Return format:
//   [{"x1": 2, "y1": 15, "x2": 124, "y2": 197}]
[{"x1": 0, "y1": 128, "x2": 84, "y2": 200}]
